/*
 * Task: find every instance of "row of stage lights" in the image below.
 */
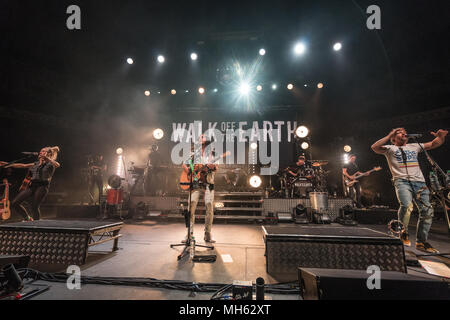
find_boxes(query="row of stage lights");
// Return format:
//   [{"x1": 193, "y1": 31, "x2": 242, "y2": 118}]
[
  {"x1": 143, "y1": 82, "x2": 324, "y2": 97},
  {"x1": 126, "y1": 41, "x2": 343, "y2": 66}
]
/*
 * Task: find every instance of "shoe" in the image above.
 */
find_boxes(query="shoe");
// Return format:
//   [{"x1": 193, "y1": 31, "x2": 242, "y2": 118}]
[
  {"x1": 400, "y1": 232, "x2": 411, "y2": 247},
  {"x1": 416, "y1": 242, "x2": 439, "y2": 253},
  {"x1": 204, "y1": 232, "x2": 216, "y2": 243}
]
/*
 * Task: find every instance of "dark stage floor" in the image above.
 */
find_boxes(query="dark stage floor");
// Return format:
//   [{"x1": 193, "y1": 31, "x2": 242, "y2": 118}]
[{"x1": 16, "y1": 217, "x2": 448, "y2": 300}]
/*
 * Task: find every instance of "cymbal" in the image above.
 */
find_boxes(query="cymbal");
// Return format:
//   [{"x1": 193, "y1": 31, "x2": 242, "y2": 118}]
[{"x1": 312, "y1": 160, "x2": 329, "y2": 167}]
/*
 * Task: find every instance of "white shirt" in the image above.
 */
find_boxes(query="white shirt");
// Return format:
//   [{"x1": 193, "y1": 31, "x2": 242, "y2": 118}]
[{"x1": 383, "y1": 143, "x2": 425, "y2": 182}]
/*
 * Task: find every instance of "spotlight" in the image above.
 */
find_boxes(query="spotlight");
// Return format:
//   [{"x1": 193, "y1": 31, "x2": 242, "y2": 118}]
[
  {"x1": 185, "y1": 90, "x2": 189, "y2": 93},
  {"x1": 287, "y1": 83, "x2": 294, "y2": 90},
  {"x1": 256, "y1": 85, "x2": 262, "y2": 91},
  {"x1": 304, "y1": 84, "x2": 308, "y2": 87},
  {"x1": 116, "y1": 148, "x2": 123, "y2": 155},
  {"x1": 153, "y1": 128, "x2": 164, "y2": 140},
  {"x1": 213, "y1": 88, "x2": 218, "y2": 93},
  {"x1": 157, "y1": 55, "x2": 165, "y2": 63},
  {"x1": 259, "y1": 48, "x2": 266, "y2": 56},
  {"x1": 214, "y1": 202, "x2": 225, "y2": 208},
  {"x1": 317, "y1": 83, "x2": 324, "y2": 89},
  {"x1": 301, "y1": 142, "x2": 309, "y2": 150},
  {"x1": 271, "y1": 84, "x2": 277, "y2": 90},
  {"x1": 144, "y1": 90, "x2": 150, "y2": 96},
  {"x1": 239, "y1": 82, "x2": 250, "y2": 95},
  {"x1": 295, "y1": 126, "x2": 309, "y2": 138},
  {"x1": 344, "y1": 145, "x2": 352, "y2": 153},
  {"x1": 190, "y1": 52, "x2": 198, "y2": 61},
  {"x1": 294, "y1": 42, "x2": 306, "y2": 55},
  {"x1": 198, "y1": 87, "x2": 205, "y2": 94},
  {"x1": 249, "y1": 175, "x2": 262, "y2": 188},
  {"x1": 250, "y1": 142, "x2": 258, "y2": 150},
  {"x1": 126, "y1": 58, "x2": 134, "y2": 65},
  {"x1": 333, "y1": 42, "x2": 342, "y2": 51},
  {"x1": 171, "y1": 89, "x2": 177, "y2": 95},
  {"x1": 343, "y1": 153, "x2": 349, "y2": 164}
]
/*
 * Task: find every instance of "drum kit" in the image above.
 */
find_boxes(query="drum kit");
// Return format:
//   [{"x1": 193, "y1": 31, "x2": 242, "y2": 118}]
[{"x1": 278, "y1": 160, "x2": 330, "y2": 198}]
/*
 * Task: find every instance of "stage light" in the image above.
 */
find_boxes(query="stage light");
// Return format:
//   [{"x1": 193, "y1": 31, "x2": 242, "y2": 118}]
[
  {"x1": 171, "y1": 89, "x2": 177, "y2": 95},
  {"x1": 190, "y1": 53, "x2": 198, "y2": 61},
  {"x1": 126, "y1": 58, "x2": 134, "y2": 65},
  {"x1": 256, "y1": 85, "x2": 262, "y2": 91},
  {"x1": 185, "y1": 90, "x2": 189, "y2": 93},
  {"x1": 333, "y1": 42, "x2": 342, "y2": 51},
  {"x1": 153, "y1": 128, "x2": 164, "y2": 140},
  {"x1": 344, "y1": 145, "x2": 352, "y2": 153},
  {"x1": 272, "y1": 84, "x2": 277, "y2": 90},
  {"x1": 295, "y1": 126, "x2": 309, "y2": 138},
  {"x1": 287, "y1": 83, "x2": 294, "y2": 90},
  {"x1": 304, "y1": 84, "x2": 308, "y2": 87},
  {"x1": 213, "y1": 88, "x2": 218, "y2": 93},
  {"x1": 250, "y1": 142, "x2": 258, "y2": 150},
  {"x1": 198, "y1": 87, "x2": 205, "y2": 94},
  {"x1": 317, "y1": 83, "x2": 324, "y2": 89},
  {"x1": 214, "y1": 202, "x2": 225, "y2": 208},
  {"x1": 144, "y1": 90, "x2": 150, "y2": 96},
  {"x1": 157, "y1": 55, "x2": 165, "y2": 63},
  {"x1": 239, "y1": 82, "x2": 250, "y2": 95},
  {"x1": 301, "y1": 142, "x2": 309, "y2": 150},
  {"x1": 294, "y1": 42, "x2": 306, "y2": 55},
  {"x1": 249, "y1": 175, "x2": 262, "y2": 188},
  {"x1": 343, "y1": 153, "x2": 349, "y2": 164},
  {"x1": 259, "y1": 48, "x2": 266, "y2": 56},
  {"x1": 116, "y1": 148, "x2": 123, "y2": 155}
]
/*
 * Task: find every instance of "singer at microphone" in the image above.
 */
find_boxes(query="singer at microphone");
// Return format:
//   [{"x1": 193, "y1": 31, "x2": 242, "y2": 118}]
[{"x1": 406, "y1": 134, "x2": 422, "y2": 139}]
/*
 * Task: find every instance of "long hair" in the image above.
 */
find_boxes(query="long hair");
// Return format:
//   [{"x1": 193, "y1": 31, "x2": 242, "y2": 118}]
[{"x1": 45, "y1": 146, "x2": 60, "y2": 161}]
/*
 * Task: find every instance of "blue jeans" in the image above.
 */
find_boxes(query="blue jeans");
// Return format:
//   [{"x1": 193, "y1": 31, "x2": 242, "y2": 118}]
[{"x1": 394, "y1": 179, "x2": 433, "y2": 243}]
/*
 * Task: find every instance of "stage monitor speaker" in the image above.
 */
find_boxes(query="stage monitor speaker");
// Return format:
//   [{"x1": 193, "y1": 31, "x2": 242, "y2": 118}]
[
  {"x1": 298, "y1": 268, "x2": 449, "y2": 300},
  {"x1": 354, "y1": 208, "x2": 397, "y2": 224}
]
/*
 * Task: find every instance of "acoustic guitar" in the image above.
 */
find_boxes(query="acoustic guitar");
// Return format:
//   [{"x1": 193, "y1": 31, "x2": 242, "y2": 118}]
[
  {"x1": 1, "y1": 179, "x2": 11, "y2": 220},
  {"x1": 344, "y1": 166, "x2": 382, "y2": 187},
  {"x1": 19, "y1": 170, "x2": 33, "y2": 192},
  {"x1": 179, "y1": 151, "x2": 230, "y2": 190}
]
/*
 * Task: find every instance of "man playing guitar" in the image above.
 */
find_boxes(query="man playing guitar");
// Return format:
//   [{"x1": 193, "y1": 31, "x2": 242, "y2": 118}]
[
  {"x1": 1, "y1": 147, "x2": 60, "y2": 221},
  {"x1": 182, "y1": 135, "x2": 218, "y2": 243},
  {"x1": 89, "y1": 154, "x2": 106, "y2": 204},
  {"x1": 342, "y1": 154, "x2": 366, "y2": 208}
]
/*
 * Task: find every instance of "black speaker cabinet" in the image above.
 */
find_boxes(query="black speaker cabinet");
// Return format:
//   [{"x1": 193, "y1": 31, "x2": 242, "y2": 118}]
[
  {"x1": 298, "y1": 268, "x2": 449, "y2": 300},
  {"x1": 354, "y1": 208, "x2": 398, "y2": 224}
]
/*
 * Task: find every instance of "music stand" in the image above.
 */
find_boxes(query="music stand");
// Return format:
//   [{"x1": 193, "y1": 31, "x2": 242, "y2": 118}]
[{"x1": 170, "y1": 161, "x2": 214, "y2": 261}]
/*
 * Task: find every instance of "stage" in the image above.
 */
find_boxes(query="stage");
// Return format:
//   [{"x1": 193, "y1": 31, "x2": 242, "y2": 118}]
[{"x1": 4, "y1": 218, "x2": 447, "y2": 300}]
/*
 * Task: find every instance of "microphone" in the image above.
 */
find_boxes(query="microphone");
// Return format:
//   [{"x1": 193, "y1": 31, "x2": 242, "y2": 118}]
[
  {"x1": 22, "y1": 152, "x2": 38, "y2": 155},
  {"x1": 406, "y1": 134, "x2": 422, "y2": 139},
  {"x1": 256, "y1": 277, "x2": 265, "y2": 300}
]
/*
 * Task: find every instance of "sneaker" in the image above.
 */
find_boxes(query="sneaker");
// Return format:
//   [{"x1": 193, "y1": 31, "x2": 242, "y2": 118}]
[
  {"x1": 416, "y1": 242, "x2": 439, "y2": 253},
  {"x1": 400, "y1": 232, "x2": 411, "y2": 247}
]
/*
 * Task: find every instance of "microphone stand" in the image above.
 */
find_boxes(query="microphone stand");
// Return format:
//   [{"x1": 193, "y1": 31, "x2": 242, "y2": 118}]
[
  {"x1": 413, "y1": 137, "x2": 450, "y2": 233},
  {"x1": 0, "y1": 155, "x2": 36, "y2": 168},
  {"x1": 170, "y1": 162, "x2": 214, "y2": 261}
]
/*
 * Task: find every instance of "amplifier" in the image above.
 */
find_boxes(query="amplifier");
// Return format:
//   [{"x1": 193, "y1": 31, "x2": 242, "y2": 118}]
[
  {"x1": 0, "y1": 255, "x2": 30, "y2": 269},
  {"x1": 298, "y1": 268, "x2": 450, "y2": 300},
  {"x1": 354, "y1": 208, "x2": 398, "y2": 224}
]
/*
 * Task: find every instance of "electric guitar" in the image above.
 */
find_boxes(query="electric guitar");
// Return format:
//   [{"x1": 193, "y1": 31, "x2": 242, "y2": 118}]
[
  {"x1": 1, "y1": 179, "x2": 11, "y2": 220},
  {"x1": 179, "y1": 151, "x2": 230, "y2": 190},
  {"x1": 344, "y1": 166, "x2": 382, "y2": 187}
]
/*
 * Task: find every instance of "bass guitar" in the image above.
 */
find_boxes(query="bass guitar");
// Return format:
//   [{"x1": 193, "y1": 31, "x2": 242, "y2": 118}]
[{"x1": 344, "y1": 166, "x2": 382, "y2": 187}]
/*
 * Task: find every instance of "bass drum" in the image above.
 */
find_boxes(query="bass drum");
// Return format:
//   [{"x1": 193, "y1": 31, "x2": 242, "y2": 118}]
[{"x1": 106, "y1": 188, "x2": 123, "y2": 205}]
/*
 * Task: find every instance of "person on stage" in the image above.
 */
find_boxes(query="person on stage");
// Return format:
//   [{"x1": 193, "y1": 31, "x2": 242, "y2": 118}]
[
  {"x1": 371, "y1": 128, "x2": 447, "y2": 253},
  {"x1": 342, "y1": 154, "x2": 365, "y2": 208},
  {"x1": 287, "y1": 155, "x2": 313, "y2": 178},
  {"x1": 89, "y1": 154, "x2": 106, "y2": 204},
  {"x1": 182, "y1": 135, "x2": 217, "y2": 243},
  {"x1": 1, "y1": 146, "x2": 60, "y2": 221}
]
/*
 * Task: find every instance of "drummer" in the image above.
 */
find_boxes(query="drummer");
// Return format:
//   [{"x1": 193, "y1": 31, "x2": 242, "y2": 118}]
[{"x1": 287, "y1": 155, "x2": 313, "y2": 179}]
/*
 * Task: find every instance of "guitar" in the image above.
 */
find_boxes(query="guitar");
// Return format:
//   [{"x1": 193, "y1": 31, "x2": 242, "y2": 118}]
[
  {"x1": 344, "y1": 166, "x2": 382, "y2": 187},
  {"x1": 1, "y1": 179, "x2": 11, "y2": 220},
  {"x1": 19, "y1": 170, "x2": 33, "y2": 192},
  {"x1": 179, "y1": 151, "x2": 231, "y2": 190}
]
